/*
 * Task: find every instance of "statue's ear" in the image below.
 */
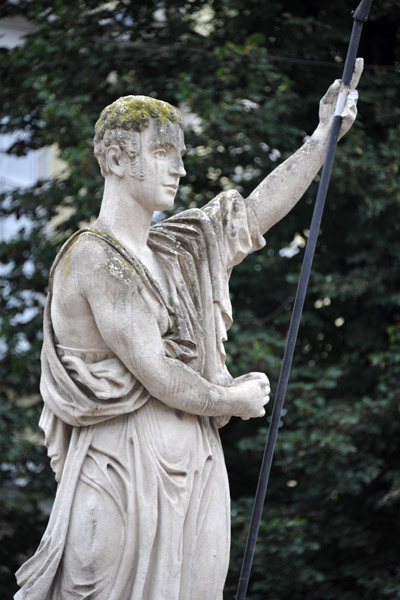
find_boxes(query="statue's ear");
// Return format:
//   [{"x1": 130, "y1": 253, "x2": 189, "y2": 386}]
[{"x1": 105, "y1": 144, "x2": 124, "y2": 177}]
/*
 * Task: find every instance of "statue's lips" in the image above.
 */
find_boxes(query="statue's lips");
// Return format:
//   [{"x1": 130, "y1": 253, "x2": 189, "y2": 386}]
[{"x1": 163, "y1": 184, "x2": 179, "y2": 192}]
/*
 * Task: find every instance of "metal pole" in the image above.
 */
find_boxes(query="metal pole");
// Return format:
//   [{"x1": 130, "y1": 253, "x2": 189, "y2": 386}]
[{"x1": 235, "y1": 2, "x2": 373, "y2": 598}]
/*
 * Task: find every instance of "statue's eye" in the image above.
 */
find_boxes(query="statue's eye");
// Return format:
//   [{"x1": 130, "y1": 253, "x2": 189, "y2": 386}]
[{"x1": 154, "y1": 148, "x2": 167, "y2": 158}]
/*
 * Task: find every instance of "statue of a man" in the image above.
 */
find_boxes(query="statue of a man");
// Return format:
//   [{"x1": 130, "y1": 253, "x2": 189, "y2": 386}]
[{"x1": 15, "y1": 60, "x2": 362, "y2": 600}]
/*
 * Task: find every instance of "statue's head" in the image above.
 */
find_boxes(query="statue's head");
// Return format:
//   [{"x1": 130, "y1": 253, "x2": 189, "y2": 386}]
[
  {"x1": 93, "y1": 95, "x2": 184, "y2": 177},
  {"x1": 93, "y1": 95, "x2": 186, "y2": 212}
]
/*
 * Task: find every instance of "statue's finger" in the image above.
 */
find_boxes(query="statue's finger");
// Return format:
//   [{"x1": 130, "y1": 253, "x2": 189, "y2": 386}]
[
  {"x1": 321, "y1": 79, "x2": 340, "y2": 105},
  {"x1": 350, "y1": 57, "x2": 364, "y2": 90},
  {"x1": 348, "y1": 89, "x2": 359, "y2": 104},
  {"x1": 342, "y1": 89, "x2": 359, "y2": 116}
]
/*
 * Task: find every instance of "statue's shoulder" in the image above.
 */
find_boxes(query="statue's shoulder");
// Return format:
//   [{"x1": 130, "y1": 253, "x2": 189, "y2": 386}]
[
  {"x1": 51, "y1": 229, "x2": 119, "y2": 283},
  {"x1": 61, "y1": 228, "x2": 125, "y2": 260}
]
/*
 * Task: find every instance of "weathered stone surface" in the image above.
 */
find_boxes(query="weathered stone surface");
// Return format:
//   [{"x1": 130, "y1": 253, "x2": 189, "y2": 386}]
[{"x1": 15, "y1": 63, "x2": 361, "y2": 599}]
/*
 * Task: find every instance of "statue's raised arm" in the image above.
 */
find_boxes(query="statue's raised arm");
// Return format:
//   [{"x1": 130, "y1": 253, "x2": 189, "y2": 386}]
[{"x1": 246, "y1": 58, "x2": 363, "y2": 234}]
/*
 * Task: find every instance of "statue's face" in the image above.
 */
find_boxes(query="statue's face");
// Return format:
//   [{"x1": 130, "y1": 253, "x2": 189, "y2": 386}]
[{"x1": 123, "y1": 118, "x2": 186, "y2": 213}]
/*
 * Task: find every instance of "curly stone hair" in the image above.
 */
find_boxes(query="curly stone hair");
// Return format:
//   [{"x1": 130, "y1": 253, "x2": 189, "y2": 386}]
[{"x1": 93, "y1": 95, "x2": 184, "y2": 176}]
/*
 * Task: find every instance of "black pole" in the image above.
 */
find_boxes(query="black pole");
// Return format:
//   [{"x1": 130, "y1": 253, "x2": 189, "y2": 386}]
[{"x1": 235, "y1": 1, "x2": 373, "y2": 598}]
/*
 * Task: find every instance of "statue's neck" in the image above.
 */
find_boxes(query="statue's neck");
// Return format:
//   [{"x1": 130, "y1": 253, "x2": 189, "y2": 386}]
[{"x1": 95, "y1": 177, "x2": 153, "y2": 257}]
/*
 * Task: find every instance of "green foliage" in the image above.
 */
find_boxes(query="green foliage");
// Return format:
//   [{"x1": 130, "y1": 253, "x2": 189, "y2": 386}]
[{"x1": 1, "y1": 0, "x2": 399, "y2": 597}]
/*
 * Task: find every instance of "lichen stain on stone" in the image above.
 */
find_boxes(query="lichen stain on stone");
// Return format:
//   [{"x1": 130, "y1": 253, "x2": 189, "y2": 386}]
[
  {"x1": 94, "y1": 96, "x2": 184, "y2": 144},
  {"x1": 89, "y1": 227, "x2": 120, "y2": 247},
  {"x1": 61, "y1": 237, "x2": 83, "y2": 278},
  {"x1": 89, "y1": 505, "x2": 98, "y2": 554},
  {"x1": 61, "y1": 252, "x2": 71, "y2": 278},
  {"x1": 107, "y1": 253, "x2": 134, "y2": 285}
]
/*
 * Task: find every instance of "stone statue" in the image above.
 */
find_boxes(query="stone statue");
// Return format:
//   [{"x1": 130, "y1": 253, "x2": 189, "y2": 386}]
[{"x1": 15, "y1": 59, "x2": 362, "y2": 600}]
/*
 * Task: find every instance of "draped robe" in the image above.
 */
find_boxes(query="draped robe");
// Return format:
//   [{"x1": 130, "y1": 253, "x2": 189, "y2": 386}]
[{"x1": 15, "y1": 190, "x2": 265, "y2": 600}]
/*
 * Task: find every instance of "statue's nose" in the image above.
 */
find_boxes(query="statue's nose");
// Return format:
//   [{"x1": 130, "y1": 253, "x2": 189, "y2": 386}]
[{"x1": 170, "y1": 155, "x2": 186, "y2": 178}]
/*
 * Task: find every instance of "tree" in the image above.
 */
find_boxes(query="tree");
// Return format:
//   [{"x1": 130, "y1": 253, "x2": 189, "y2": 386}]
[{"x1": 1, "y1": 1, "x2": 399, "y2": 597}]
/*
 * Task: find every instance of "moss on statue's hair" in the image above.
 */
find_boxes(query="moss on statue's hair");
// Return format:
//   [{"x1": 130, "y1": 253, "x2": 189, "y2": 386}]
[{"x1": 94, "y1": 95, "x2": 184, "y2": 143}]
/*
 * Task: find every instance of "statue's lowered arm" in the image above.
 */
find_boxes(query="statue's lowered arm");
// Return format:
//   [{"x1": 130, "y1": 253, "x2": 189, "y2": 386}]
[{"x1": 73, "y1": 237, "x2": 269, "y2": 420}]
